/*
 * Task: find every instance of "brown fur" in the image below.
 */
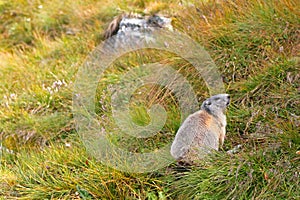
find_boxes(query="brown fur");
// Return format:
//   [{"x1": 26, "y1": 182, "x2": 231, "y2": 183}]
[{"x1": 170, "y1": 94, "x2": 230, "y2": 164}]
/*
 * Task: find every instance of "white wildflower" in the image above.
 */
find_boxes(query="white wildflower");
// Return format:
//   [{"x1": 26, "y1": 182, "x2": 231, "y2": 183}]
[
  {"x1": 65, "y1": 143, "x2": 71, "y2": 147},
  {"x1": 10, "y1": 93, "x2": 17, "y2": 99},
  {"x1": 42, "y1": 79, "x2": 68, "y2": 94}
]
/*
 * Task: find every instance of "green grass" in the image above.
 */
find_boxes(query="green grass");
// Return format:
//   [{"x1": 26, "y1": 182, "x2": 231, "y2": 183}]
[{"x1": 1, "y1": 0, "x2": 299, "y2": 199}]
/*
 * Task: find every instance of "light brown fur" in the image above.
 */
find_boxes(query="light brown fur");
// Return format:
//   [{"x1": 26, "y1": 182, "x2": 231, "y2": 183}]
[{"x1": 170, "y1": 94, "x2": 230, "y2": 164}]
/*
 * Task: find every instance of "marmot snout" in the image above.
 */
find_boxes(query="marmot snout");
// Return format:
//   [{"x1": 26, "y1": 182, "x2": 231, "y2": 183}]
[{"x1": 170, "y1": 94, "x2": 230, "y2": 164}]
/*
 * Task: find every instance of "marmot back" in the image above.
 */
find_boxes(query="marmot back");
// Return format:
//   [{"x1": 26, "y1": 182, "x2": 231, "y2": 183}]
[{"x1": 170, "y1": 94, "x2": 230, "y2": 164}]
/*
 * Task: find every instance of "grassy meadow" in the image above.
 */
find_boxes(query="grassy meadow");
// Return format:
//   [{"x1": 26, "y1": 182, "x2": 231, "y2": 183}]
[{"x1": 0, "y1": 0, "x2": 299, "y2": 199}]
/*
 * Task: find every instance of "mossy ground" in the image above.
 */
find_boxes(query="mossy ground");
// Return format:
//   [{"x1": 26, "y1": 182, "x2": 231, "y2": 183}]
[{"x1": 0, "y1": 0, "x2": 299, "y2": 199}]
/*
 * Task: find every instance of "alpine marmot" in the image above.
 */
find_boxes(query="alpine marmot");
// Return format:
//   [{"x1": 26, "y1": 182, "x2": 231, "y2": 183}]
[{"x1": 170, "y1": 94, "x2": 230, "y2": 164}]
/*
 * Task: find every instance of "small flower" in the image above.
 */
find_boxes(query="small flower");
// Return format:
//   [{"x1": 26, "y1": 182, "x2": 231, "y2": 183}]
[
  {"x1": 10, "y1": 93, "x2": 17, "y2": 99},
  {"x1": 279, "y1": 46, "x2": 284, "y2": 52},
  {"x1": 42, "y1": 79, "x2": 68, "y2": 94},
  {"x1": 65, "y1": 143, "x2": 71, "y2": 147}
]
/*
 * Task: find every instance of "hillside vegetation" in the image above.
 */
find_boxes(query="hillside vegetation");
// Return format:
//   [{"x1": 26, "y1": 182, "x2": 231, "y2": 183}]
[{"x1": 0, "y1": 0, "x2": 299, "y2": 199}]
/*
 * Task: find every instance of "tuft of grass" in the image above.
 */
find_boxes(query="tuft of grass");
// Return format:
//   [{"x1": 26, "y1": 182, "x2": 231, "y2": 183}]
[
  {"x1": 1, "y1": 0, "x2": 299, "y2": 199},
  {"x1": 1, "y1": 141, "x2": 167, "y2": 199},
  {"x1": 170, "y1": 144, "x2": 299, "y2": 199}
]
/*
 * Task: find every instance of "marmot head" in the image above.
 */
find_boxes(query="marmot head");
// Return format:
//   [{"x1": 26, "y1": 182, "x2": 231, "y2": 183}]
[{"x1": 201, "y1": 94, "x2": 230, "y2": 116}]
